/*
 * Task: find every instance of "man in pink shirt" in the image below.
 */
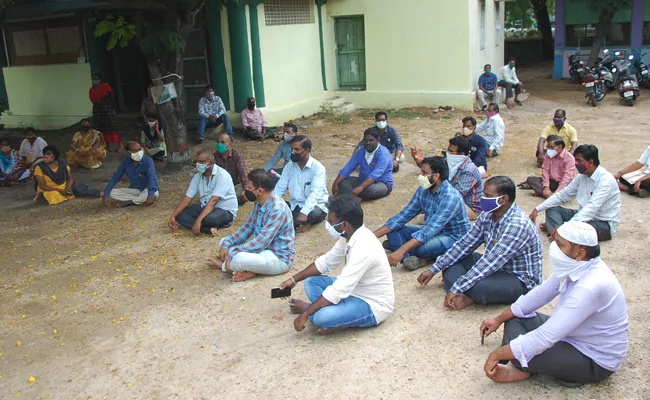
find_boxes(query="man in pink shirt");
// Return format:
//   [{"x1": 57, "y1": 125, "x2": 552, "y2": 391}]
[
  {"x1": 520, "y1": 135, "x2": 575, "y2": 198},
  {"x1": 240, "y1": 97, "x2": 270, "y2": 140}
]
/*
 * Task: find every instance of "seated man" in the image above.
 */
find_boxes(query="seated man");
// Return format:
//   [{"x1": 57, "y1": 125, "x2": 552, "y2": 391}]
[
  {"x1": 523, "y1": 135, "x2": 575, "y2": 198},
  {"x1": 197, "y1": 85, "x2": 232, "y2": 143},
  {"x1": 101, "y1": 141, "x2": 159, "y2": 207},
  {"x1": 169, "y1": 150, "x2": 237, "y2": 235},
  {"x1": 530, "y1": 145, "x2": 621, "y2": 242},
  {"x1": 354, "y1": 112, "x2": 404, "y2": 172},
  {"x1": 536, "y1": 109, "x2": 578, "y2": 166},
  {"x1": 0, "y1": 137, "x2": 30, "y2": 185},
  {"x1": 417, "y1": 176, "x2": 543, "y2": 310},
  {"x1": 499, "y1": 57, "x2": 524, "y2": 108},
  {"x1": 278, "y1": 194, "x2": 394, "y2": 335},
  {"x1": 240, "y1": 96, "x2": 271, "y2": 140},
  {"x1": 19, "y1": 128, "x2": 47, "y2": 169},
  {"x1": 274, "y1": 135, "x2": 328, "y2": 232},
  {"x1": 374, "y1": 156, "x2": 470, "y2": 271},
  {"x1": 214, "y1": 132, "x2": 249, "y2": 205},
  {"x1": 264, "y1": 122, "x2": 298, "y2": 175},
  {"x1": 480, "y1": 221, "x2": 628, "y2": 386},
  {"x1": 207, "y1": 169, "x2": 294, "y2": 282},
  {"x1": 477, "y1": 64, "x2": 499, "y2": 111},
  {"x1": 614, "y1": 144, "x2": 650, "y2": 198},
  {"x1": 332, "y1": 128, "x2": 393, "y2": 201},
  {"x1": 461, "y1": 116, "x2": 488, "y2": 176},
  {"x1": 476, "y1": 103, "x2": 505, "y2": 157}
]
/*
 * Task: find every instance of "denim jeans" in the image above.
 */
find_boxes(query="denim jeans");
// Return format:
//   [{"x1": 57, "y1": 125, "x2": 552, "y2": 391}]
[
  {"x1": 229, "y1": 250, "x2": 289, "y2": 276},
  {"x1": 304, "y1": 276, "x2": 377, "y2": 331},
  {"x1": 386, "y1": 225, "x2": 457, "y2": 260},
  {"x1": 197, "y1": 114, "x2": 233, "y2": 138}
]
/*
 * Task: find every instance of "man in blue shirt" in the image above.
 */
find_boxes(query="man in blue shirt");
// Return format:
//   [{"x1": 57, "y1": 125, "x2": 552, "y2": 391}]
[
  {"x1": 168, "y1": 149, "x2": 238, "y2": 235},
  {"x1": 101, "y1": 141, "x2": 159, "y2": 207},
  {"x1": 354, "y1": 112, "x2": 404, "y2": 172},
  {"x1": 264, "y1": 122, "x2": 298, "y2": 175},
  {"x1": 197, "y1": 84, "x2": 232, "y2": 143},
  {"x1": 478, "y1": 64, "x2": 499, "y2": 111},
  {"x1": 461, "y1": 116, "x2": 488, "y2": 176},
  {"x1": 274, "y1": 135, "x2": 328, "y2": 232},
  {"x1": 374, "y1": 156, "x2": 470, "y2": 270},
  {"x1": 333, "y1": 128, "x2": 394, "y2": 201}
]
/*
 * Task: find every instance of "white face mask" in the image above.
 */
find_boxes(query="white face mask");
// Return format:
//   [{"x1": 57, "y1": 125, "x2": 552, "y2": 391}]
[
  {"x1": 417, "y1": 174, "x2": 433, "y2": 190},
  {"x1": 546, "y1": 149, "x2": 558, "y2": 159},
  {"x1": 325, "y1": 221, "x2": 344, "y2": 240},
  {"x1": 147, "y1": 121, "x2": 156, "y2": 128},
  {"x1": 283, "y1": 132, "x2": 293, "y2": 142},
  {"x1": 549, "y1": 241, "x2": 590, "y2": 293},
  {"x1": 206, "y1": 92, "x2": 215, "y2": 99},
  {"x1": 446, "y1": 154, "x2": 466, "y2": 179},
  {"x1": 130, "y1": 150, "x2": 144, "y2": 162},
  {"x1": 462, "y1": 127, "x2": 473, "y2": 137},
  {"x1": 196, "y1": 162, "x2": 210, "y2": 174},
  {"x1": 376, "y1": 120, "x2": 387, "y2": 130}
]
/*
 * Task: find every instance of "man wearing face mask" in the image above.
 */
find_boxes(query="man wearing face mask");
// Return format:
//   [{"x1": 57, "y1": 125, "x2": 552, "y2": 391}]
[
  {"x1": 418, "y1": 176, "x2": 543, "y2": 311},
  {"x1": 333, "y1": 129, "x2": 394, "y2": 201},
  {"x1": 530, "y1": 145, "x2": 621, "y2": 242},
  {"x1": 499, "y1": 57, "x2": 524, "y2": 108},
  {"x1": 19, "y1": 128, "x2": 47, "y2": 170},
  {"x1": 169, "y1": 149, "x2": 237, "y2": 235},
  {"x1": 278, "y1": 194, "x2": 394, "y2": 335},
  {"x1": 480, "y1": 221, "x2": 628, "y2": 386},
  {"x1": 461, "y1": 116, "x2": 488, "y2": 175},
  {"x1": 101, "y1": 141, "x2": 159, "y2": 207},
  {"x1": 273, "y1": 135, "x2": 328, "y2": 232},
  {"x1": 522, "y1": 136, "x2": 576, "y2": 198},
  {"x1": 264, "y1": 122, "x2": 298, "y2": 175},
  {"x1": 197, "y1": 84, "x2": 232, "y2": 143},
  {"x1": 476, "y1": 103, "x2": 505, "y2": 158},
  {"x1": 214, "y1": 132, "x2": 249, "y2": 205},
  {"x1": 354, "y1": 112, "x2": 404, "y2": 172},
  {"x1": 478, "y1": 64, "x2": 499, "y2": 111},
  {"x1": 240, "y1": 97, "x2": 270, "y2": 140},
  {"x1": 536, "y1": 109, "x2": 578, "y2": 167},
  {"x1": 208, "y1": 169, "x2": 294, "y2": 283},
  {"x1": 374, "y1": 156, "x2": 470, "y2": 270}
]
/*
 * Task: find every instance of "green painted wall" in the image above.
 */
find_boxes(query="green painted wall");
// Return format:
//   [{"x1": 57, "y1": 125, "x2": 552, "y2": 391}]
[
  {"x1": 565, "y1": 1, "x2": 632, "y2": 25},
  {"x1": 249, "y1": 2, "x2": 266, "y2": 107},
  {"x1": 227, "y1": 3, "x2": 253, "y2": 112},
  {"x1": 207, "y1": 0, "x2": 231, "y2": 110}
]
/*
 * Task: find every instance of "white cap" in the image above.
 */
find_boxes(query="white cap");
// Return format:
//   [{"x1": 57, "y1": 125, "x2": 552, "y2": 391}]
[{"x1": 557, "y1": 221, "x2": 598, "y2": 247}]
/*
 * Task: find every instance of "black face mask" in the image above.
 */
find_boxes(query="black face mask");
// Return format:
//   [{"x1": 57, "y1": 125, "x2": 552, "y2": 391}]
[
  {"x1": 28, "y1": 137, "x2": 36, "y2": 144},
  {"x1": 82, "y1": 126, "x2": 91, "y2": 132},
  {"x1": 247, "y1": 103, "x2": 255, "y2": 110},
  {"x1": 290, "y1": 153, "x2": 301, "y2": 163},
  {"x1": 244, "y1": 190, "x2": 258, "y2": 202}
]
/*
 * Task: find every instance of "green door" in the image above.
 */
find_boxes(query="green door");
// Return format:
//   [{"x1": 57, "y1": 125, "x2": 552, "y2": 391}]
[{"x1": 335, "y1": 16, "x2": 366, "y2": 88}]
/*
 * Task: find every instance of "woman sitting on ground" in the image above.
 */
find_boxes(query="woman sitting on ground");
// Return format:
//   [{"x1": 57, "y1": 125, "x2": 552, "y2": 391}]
[
  {"x1": 0, "y1": 137, "x2": 30, "y2": 185},
  {"x1": 66, "y1": 118, "x2": 107, "y2": 169},
  {"x1": 141, "y1": 114, "x2": 166, "y2": 161}
]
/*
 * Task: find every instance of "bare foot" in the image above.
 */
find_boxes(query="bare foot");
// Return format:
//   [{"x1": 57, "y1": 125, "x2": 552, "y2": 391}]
[
  {"x1": 288, "y1": 298, "x2": 310, "y2": 314},
  {"x1": 451, "y1": 294, "x2": 476, "y2": 310},
  {"x1": 205, "y1": 257, "x2": 223, "y2": 269},
  {"x1": 232, "y1": 271, "x2": 258, "y2": 282},
  {"x1": 317, "y1": 327, "x2": 347, "y2": 335},
  {"x1": 296, "y1": 224, "x2": 313, "y2": 234},
  {"x1": 491, "y1": 362, "x2": 530, "y2": 383},
  {"x1": 539, "y1": 223, "x2": 547, "y2": 233}
]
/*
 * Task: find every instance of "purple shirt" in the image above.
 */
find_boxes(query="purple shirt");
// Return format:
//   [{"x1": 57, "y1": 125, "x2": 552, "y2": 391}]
[
  {"x1": 338, "y1": 144, "x2": 394, "y2": 189},
  {"x1": 509, "y1": 258, "x2": 628, "y2": 371}
]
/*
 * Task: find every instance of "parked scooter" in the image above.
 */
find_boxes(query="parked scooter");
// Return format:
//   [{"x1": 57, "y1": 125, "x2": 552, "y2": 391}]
[
  {"x1": 632, "y1": 52, "x2": 650, "y2": 88},
  {"x1": 613, "y1": 55, "x2": 640, "y2": 106},
  {"x1": 582, "y1": 67, "x2": 606, "y2": 107},
  {"x1": 595, "y1": 49, "x2": 618, "y2": 91},
  {"x1": 569, "y1": 50, "x2": 586, "y2": 82}
]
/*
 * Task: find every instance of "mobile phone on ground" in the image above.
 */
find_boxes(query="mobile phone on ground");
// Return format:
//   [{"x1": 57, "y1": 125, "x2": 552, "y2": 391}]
[
  {"x1": 271, "y1": 287, "x2": 292, "y2": 299},
  {"x1": 481, "y1": 328, "x2": 488, "y2": 345}
]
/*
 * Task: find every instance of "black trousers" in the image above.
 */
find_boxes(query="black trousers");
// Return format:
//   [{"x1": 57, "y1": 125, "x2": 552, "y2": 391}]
[
  {"x1": 176, "y1": 204, "x2": 233, "y2": 233},
  {"x1": 498, "y1": 80, "x2": 521, "y2": 99},
  {"x1": 525, "y1": 177, "x2": 559, "y2": 197},
  {"x1": 339, "y1": 176, "x2": 391, "y2": 200},
  {"x1": 287, "y1": 202, "x2": 327, "y2": 228},
  {"x1": 544, "y1": 206, "x2": 612, "y2": 241},
  {"x1": 502, "y1": 314, "x2": 615, "y2": 383},
  {"x1": 620, "y1": 177, "x2": 650, "y2": 192}
]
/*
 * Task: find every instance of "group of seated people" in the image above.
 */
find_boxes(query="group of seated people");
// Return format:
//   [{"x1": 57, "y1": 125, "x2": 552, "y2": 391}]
[{"x1": 476, "y1": 58, "x2": 525, "y2": 110}]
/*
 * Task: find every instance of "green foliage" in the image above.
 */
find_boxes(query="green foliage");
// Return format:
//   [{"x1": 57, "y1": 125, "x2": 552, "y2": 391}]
[
  {"x1": 318, "y1": 104, "x2": 351, "y2": 125},
  {"x1": 506, "y1": 0, "x2": 555, "y2": 29},
  {"x1": 94, "y1": 14, "x2": 136, "y2": 50},
  {"x1": 94, "y1": 14, "x2": 186, "y2": 54}
]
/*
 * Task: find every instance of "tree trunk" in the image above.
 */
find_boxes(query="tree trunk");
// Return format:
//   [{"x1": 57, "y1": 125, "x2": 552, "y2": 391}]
[
  {"x1": 530, "y1": 0, "x2": 554, "y2": 60},
  {"x1": 587, "y1": 12, "x2": 614, "y2": 66}
]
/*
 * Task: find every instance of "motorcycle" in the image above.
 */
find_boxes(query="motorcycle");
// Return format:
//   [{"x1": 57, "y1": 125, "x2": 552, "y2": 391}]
[
  {"x1": 632, "y1": 52, "x2": 650, "y2": 88},
  {"x1": 582, "y1": 67, "x2": 606, "y2": 107},
  {"x1": 568, "y1": 50, "x2": 586, "y2": 82},
  {"x1": 613, "y1": 55, "x2": 640, "y2": 106},
  {"x1": 595, "y1": 49, "x2": 618, "y2": 91}
]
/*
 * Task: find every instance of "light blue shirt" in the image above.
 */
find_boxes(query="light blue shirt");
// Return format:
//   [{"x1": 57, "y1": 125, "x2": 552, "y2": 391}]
[
  {"x1": 274, "y1": 156, "x2": 328, "y2": 215},
  {"x1": 264, "y1": 141, "x2": 292, "y2": 172},
  {"x1": 186, "y1": 165, "x2": 238, "y2": 216}
]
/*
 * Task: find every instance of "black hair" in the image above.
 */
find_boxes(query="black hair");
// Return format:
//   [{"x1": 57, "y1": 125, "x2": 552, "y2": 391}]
[
  {"x1": 574, "y1": 144, "x2": 600, "y2": 166},
  {"x1": 92, "y1": 71, "x2": 102, "y2": 79},
  {"x1": 145, "y1": 113, "x2": 159, "y2": 120},
  {"x1": 204, "y1": 84, "x2": 214, "y2": 91},
  {"x1": 247, "y1": 97, "x2": 255, "y2": 102},
  {"x1": 583, "y1": 243, "x2": 601, "y2": 260},
  {"x1": 484, "y1": 64, "x2": 491, "y2": 69},
  {"x1": 80, "y1": 118, "x2": 91, "y2": 125},
  {"x1": 488, "y1": 103, "x2": 500, "y2": 113},
  {"x1": 248, "y1": 168, "x2": 278, "y2": 191},
  {"x1": 448, "y1": 136, "x2": 470, "y2": 155},
  {"x1": 375, "y1": 111, "x2": 388, "y2": 120},
  {"x1": 328, "y1": 194, "x2": 364, "y2": 229},
  {"x1": 422, "y1": 156, "x2": 449, "y2": 181},
  {"x1": 289, "y1": 135, "x2": 312, "y2": 151},
  {"x1": 546, "y1": 135, "x2": 565, "y2": 149},
  {"x1": 462, "y1": 116, "x2": 477, "y2": 127},
  {"x1": 363, "y1": 127, "x2": 380, "y2": 140},
  {"x1": 25, "y1": 127, "x2": 36, "y2": 135},
  {"x1": 485, "y1": 176, "x2": 516, "y2": 202},
  {"x1": 124, "y1": 141, "x2": 142, "y2": 152},
  {"x1": 555, "y1": 109, "x2": 566, "y2": 118},
  {"x1": 283, "y1": 122, "x2": 298, "y2": 133},
  {"x1": 42, "y1": 145, "x2": 60, "y2": 160},
  {"x1": 508, "y1": 57, "x2": 517, "y2": 62},
  {"x1": 0, "y1": 137, "x2": 10, "y2": 145}
]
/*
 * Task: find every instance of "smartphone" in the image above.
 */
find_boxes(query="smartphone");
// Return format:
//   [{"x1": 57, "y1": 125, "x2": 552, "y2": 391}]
[
  {"x1": 481, "y1": 328, "x2": 488, "y2": 345},
  {"x1": 271, "y1": 287, "x2": 291, "y2": 299}
]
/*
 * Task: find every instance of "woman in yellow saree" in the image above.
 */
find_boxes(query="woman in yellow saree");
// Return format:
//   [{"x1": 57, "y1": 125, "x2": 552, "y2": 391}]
[{"x1": 66, "y1": 118, "x2": 107, "y2": 169}]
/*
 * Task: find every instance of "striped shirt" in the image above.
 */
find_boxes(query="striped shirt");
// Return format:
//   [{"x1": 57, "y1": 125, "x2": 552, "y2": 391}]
[
  {"x1": 221, "y1": 193, "x2": 295, "y2": 265},
  {"x1": 450, "y1": 157, "x2": 483, "y2": 212},
  {"x1": 510, "y1": 258, "x2": 628, "y2": 372},
  {"x1": 430, "y1": 204, "x2": 543, "y2": 295},
  {"x1": 536, "y1": 166, "x2": 621, "y2": 235}
]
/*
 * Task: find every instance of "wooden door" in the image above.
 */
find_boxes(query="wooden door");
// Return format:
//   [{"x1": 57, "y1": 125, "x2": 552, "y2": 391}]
[{"x1": 335, "y1": 16, "x2": 366, "y2": 88}]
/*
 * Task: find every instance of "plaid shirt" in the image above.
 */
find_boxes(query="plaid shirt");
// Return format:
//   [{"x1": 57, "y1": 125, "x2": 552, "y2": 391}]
[
  {"x1": 450, "y1": 157, "x2": 483, "y2": 212},
  {"x1": 431, "y1": 204, "x2": 542, "y2": 295},
  {"x1": 385, "y1": 181, "x2": 470, "y2": 244},
  {"x1": 478, "y1": 71, "x2": 499, "y2": 91},
  {"x1": 221, "y1": 193, "x2": 295, "y2": 265},
  {"x1": 215, "y1": 149, "x2": 249, "y2": 202}
]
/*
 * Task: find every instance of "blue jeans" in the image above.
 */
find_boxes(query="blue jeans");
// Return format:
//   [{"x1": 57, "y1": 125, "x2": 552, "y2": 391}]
[
  {"x1": 198, "y1": 114, "x2": 233, "y2": 138},
  {"x1": 304, "y1": 276, "x2": 377, "y2": 331},
  {"x1": 386, "y1": 225, "x2": 457, "y2": 260}
]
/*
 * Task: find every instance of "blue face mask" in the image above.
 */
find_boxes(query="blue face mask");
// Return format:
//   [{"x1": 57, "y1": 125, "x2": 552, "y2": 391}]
[
  {"x1": 196, "y1": 162, "x2": 210, "y2": 174},
  {"x1": 480, "y1": 195, "x2": 504, "y2": 213}
]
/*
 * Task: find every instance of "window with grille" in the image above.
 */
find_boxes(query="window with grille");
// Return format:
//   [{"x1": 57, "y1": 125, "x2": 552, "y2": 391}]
[
  {"x1": 264, "y1": 0, "x2": 314, "y2": 26},
  {"x1": 5, "y1": 17, "x2": 84, "y2": 66}
]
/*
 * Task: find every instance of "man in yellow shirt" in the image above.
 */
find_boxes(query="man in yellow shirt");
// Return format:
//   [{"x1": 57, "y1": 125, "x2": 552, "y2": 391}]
[{"x1": 536, "y1": 109, "x2": 578, "y2": 166}]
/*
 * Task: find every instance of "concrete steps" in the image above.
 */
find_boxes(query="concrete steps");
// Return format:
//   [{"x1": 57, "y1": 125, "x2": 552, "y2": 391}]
[{"x1": 323, "y1": 96, "x2": 357, "y2": 114}]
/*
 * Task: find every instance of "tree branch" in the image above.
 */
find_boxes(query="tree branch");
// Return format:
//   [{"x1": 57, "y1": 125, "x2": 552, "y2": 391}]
[{"x1": 97, "y1": 0, "x2": 169, "y2": 13}]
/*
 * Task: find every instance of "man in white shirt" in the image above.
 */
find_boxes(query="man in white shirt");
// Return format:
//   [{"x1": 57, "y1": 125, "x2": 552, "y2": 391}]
[
  {"x1": 476, "y1": 103, "x2": 505, "y2": 157},
  {"x1": 279, "y1": 194, "x2": 395, "y2": 335},
  {"x1": 274, "y1": 135, "x2": 329, "y2": 232},
  {"x1": 530, "y1": 145, "x2": 621, "y2": 242},
  {"x1": 499, "y1": 57, "x2": 524, "y2": 108},
  {"x1": 19, "y1": 128, "x2": 47, "y2": 169},
  {"x1": 614, "y1": 144, "x2": 650, "y2": 198},
  {"x1": 480, "y1": 221, "x2": 628, "y2": 386}
]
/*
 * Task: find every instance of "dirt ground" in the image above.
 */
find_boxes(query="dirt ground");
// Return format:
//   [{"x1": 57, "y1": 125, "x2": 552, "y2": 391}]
[{"x1": 1, "y1": 62, "x2": 649, "y2": 399}]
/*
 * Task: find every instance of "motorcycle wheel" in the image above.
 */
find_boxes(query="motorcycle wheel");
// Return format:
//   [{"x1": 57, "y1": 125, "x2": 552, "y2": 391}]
[
  {"x1": 588, "y1": 93, "x2": 597, "y2": 107},
  {"x1": 605, "y1": 81, "x2": 615, "y2": 91},
  {"x1": 596, "y1": 91, "x2": 606, "y2": 102}
]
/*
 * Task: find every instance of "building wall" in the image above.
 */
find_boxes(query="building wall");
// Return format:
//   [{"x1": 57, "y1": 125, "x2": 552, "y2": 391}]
[
  {"x1": 1, "y1": 63, "x2": 92, "y2": 129},
  {"x1": 469, "y1": 0, "x2": 505, "y2": 88}
]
